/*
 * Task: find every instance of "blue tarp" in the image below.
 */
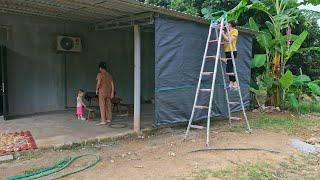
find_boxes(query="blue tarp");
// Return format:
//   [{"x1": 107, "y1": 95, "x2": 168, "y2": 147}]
[{"x1": 154, "y1": 14, "x2": 252, "y2": 126}]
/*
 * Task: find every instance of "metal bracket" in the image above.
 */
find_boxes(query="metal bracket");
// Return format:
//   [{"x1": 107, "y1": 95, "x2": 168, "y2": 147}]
[{"x1": 92, "y1": 12, "x2": 154, "y2": 31}]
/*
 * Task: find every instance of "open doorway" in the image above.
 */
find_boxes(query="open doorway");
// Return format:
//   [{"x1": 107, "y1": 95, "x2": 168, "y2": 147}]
[{"x1": 0, "y1": 45, "x2": 8, "y2": 119}]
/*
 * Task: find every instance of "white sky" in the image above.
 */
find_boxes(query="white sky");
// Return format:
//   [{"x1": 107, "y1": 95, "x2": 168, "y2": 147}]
[{"x1": 298, "y1": 0, "x2": 320, "y2": 25}]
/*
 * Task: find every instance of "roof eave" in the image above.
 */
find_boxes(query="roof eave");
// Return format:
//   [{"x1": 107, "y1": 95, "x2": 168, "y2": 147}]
[{"x1": 129, "y1": 0, "x2": 257, "y2": 35}]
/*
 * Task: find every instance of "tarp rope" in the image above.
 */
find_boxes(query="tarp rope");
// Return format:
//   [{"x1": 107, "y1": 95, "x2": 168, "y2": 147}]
[
  {"x1": 155, "y1": 84, "x2": 227, "y2": 93},
  {"x1": 6, "y1": 153, "x2": 100, "y2": 180}
]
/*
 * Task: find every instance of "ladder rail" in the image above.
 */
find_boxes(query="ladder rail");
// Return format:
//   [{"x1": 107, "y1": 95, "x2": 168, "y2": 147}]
[
  {"x1": 219, "y1": 55, "x2": 233, "y2": 126},
  {"x1": 214, "y1": 27, "x2": 232, "y2": 127},
  {"x1": 224, "y1": 19, "x2": 251, "y2": 132},
  {"x1": 185, "y1": 14, "x2": 252, "y2": 146},
  {"x1": 185, "y1": 23, "x2": 214, "y2": 138},
  {"x1": 206, "y1": 19, "x2": 225, "y2": 146}
]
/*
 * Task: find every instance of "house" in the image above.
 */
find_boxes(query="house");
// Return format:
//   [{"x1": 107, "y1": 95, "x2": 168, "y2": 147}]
[{"x1": 0, "y1": 0, "x2": 253, "y2": 132}]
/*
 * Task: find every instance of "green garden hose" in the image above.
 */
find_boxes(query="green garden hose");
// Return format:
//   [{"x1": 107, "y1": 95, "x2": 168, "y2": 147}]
[{"x1": 6, "y1": 153, "x2": 100, "y2": 180}]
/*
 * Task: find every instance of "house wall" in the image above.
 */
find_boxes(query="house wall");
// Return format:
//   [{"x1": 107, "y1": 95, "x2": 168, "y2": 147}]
[
  {"x1": 0, "y1": 13, "x2": 154, "y2": 116},
  {"x1": 69, "y1": 28, "x2": 155, "y2": 107},
  {"x1": 0, "y1": 14, "x2": 69, "y2": 115}
]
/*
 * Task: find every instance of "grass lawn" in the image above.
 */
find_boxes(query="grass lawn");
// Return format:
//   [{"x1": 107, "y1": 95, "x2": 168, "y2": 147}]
[
  {"x1": 251, "y1": 114, "x2": 320, "y2": 135},
  {"x1": 193, "y1": 153, "x2": 320, "y2": 180},
  {"x1": 192, "y1": 112, "x2": 320, "y2": 180}
]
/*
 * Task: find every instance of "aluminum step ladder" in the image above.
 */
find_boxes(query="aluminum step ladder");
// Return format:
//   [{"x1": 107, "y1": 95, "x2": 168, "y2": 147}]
[{"x1": 185, "y1": 15, "x2": 252, "y2": 147}]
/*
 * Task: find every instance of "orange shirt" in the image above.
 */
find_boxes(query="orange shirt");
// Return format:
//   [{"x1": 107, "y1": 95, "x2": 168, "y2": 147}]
[{"x1": 96, "y1": 71, "x2": 113, "y2": 97}]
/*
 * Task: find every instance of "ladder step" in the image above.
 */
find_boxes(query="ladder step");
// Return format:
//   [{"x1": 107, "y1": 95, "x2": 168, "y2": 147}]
[
  {"x1": 194, "y1": 105, "x2": 209, "y2": 109},
  {"x1": 190, "y1": 125, "x2": 205, "y2": 129},
  {"x1": 230, "y1": 116, "x2": 242, "y2": 121},
  {"x1": 212, "y1": 25, "x2": 226, "y2": 29},
  {"x1": 199, "y1": 89, "x2": 211, "y2": 92},
  {"x1": 206, "y1": 56, "x2": 232, "y2": 62},
  {"x1": 202, "y1": 72, "x2": 214, "y2": 76},
  {"x1": 220, "y1": 57, "x2": 232, "y2": 61},
  {"x1": 208, "y1": 39, "x2": 219, "y2": 43},
  {"x1": 228, "y1": 101, "x2": 240, "y2": 105},
  {"x1": 208, "y1": 40, "x2": 230, "y2": 44},
  {"x1": 206, "y1": 55, "x2": 217, "y2": 59},
  {"x1": 226, "y1": 73, "x2": 235, "y2": 76}
]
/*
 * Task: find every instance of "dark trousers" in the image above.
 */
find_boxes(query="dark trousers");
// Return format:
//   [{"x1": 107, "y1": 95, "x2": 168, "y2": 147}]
[{"x1": 225, "y1": 51, "x2": 237, "y2": 82}]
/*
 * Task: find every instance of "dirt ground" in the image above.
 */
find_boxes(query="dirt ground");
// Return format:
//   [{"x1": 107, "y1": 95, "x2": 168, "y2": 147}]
[{"x1": 1, "y1": 114, "x2": 320, "y2": 180}]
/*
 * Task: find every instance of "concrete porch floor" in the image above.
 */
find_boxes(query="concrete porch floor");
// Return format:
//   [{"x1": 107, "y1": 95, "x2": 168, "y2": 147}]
[{"x1": 0, "y1": 105, "x2": 154, "y2": 147}]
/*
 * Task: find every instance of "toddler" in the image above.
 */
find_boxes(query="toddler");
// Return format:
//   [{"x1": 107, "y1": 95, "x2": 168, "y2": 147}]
[{"x1": 76, "y1": 89, "x2": 87, "y2": 120}]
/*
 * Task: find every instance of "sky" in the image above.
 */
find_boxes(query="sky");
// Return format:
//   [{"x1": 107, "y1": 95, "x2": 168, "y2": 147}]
[{"x1": 298, "y1": 0, "x2": 320, "y2": 25}]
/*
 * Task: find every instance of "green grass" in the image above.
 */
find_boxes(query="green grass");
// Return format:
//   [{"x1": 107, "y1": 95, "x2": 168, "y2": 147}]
[
  {"x1": 23, "y1": 166, "x2": 46, "y2": 175},
  {"x1": 236, "y1": 163, "x2": 276, "y2": 180},
  {"x1": 192, "y1": 154, "x2": 320, "y2": 180},
  {"x1": 281, "y1": 154, "x2": 320, "y2": 179},
  {"x1": 297, "y1": 102, "x2": 320, "y2": 114},
  {"x1": 250, "y1": 115, "x2": 320, "y2": 134},
  {"x1": 17, "y1": 150, "x2": 44, "y2": 161},
  {"x1": 193, "y1": 162, "x2": 279, "y2": 180},
  {"x1": 286, "y1": 101, "x2": 320, "y2": 114},
  {"x1": 193, "y1": 168, "x2": 232, "y2": 180}
]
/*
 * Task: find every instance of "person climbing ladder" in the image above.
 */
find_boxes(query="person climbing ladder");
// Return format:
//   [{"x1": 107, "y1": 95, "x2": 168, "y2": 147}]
[
  {"x1": 184, "y1": 11, "x2": 251, "y2": 146},
  {"x1": 222, "y1": 20, "x2": 239, "y2": 89}
]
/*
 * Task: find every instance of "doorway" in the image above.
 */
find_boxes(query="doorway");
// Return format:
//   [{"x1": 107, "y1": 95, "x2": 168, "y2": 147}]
[{"x1": 0, "y1": 45, "x2": 8, "y2": 119}]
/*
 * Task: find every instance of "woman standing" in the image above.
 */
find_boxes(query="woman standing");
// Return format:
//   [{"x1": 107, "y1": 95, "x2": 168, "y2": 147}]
[
  {"x1": 96, "y1": 62, "x2": 114, "y2": 125},
  {"x1": 222, "y1": 20, "x2": 239, "y2": 89}
]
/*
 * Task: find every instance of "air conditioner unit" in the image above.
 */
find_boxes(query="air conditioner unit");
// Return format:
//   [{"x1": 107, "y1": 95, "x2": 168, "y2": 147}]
[{"x1": 57, "y1": 35, "x2": 82, "y2": 52}]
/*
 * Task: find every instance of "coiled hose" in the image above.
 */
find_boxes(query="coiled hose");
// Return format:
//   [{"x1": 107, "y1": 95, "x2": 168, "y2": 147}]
[{"x1": 6, "y1": 153, "x2": 100, "y2": 180}]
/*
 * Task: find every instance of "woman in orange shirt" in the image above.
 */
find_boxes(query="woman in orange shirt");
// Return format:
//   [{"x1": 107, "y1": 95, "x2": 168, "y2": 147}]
[{"x1": 96, "y1": 62, "x2": 114, "y2": 125}]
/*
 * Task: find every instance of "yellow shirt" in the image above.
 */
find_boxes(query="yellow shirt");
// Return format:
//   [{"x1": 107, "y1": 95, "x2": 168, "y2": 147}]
[{"x1": 224, "y1": 28, "x2": 238, "y2": 52}]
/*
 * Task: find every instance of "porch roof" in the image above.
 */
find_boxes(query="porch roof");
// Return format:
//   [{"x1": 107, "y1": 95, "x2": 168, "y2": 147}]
[
  {"x1": 0, "y1": 0, "x2": 206, "y2": 23},
  {"x1": 0, "y1": 0, "x2": 256, "y2": 33}
]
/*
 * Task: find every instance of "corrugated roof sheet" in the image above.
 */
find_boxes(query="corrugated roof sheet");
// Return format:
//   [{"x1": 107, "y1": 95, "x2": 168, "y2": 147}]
[
  {"x1": 0, "y1": 0, "x2": 255, "y2": 34},
  {"x1": 0, "y1": 0, "x2": 204, "y2": 23}
]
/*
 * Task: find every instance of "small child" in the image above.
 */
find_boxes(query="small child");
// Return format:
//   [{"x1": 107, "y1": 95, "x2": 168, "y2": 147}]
[{"x1": 76, "y1": 89, "x2": 87, "y2": 120}]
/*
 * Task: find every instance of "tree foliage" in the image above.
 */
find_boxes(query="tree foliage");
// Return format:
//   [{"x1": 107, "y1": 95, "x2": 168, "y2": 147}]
[{"x1": 139, "y1": 0, "x2": 241, "y2": 16}]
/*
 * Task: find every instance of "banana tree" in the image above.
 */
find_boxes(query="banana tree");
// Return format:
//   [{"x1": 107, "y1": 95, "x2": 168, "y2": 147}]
[
  {"x1": 202, "y1": 0, "x2": 320, "y2": 107},
  {"x1": 230, "y1": 0, "x2": 318, "y2": 107},
  {"x1": 248, "y1": 0, "x2": 302, "y2": 106}
]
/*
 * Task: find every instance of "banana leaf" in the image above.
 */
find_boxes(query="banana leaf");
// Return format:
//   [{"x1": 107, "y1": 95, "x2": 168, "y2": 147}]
[
  {"x1": 288, "y1": 93, "x2": 299, "y2": 109},
  {"x1": 279, "y1": 70, "x2": 294, "y2": 90},
  {"x1": 298, "y1": 47, "x2": 320, "y2": 52},
  {"x1": 265, "y1": 21, "x2": 276, "y2": 37},
  {"x1": 251, "y1": 54, "x2": 267, "y2": 68},
  {"x1": 292, "y1": 75, "x2": 311, "y2": 86},
  {"x1": 287, "y1": 30, "x2": 308, "y2": 60},
  {"x1": 247, "y1": 2, "x2": 270, "y2": 15},
  {"x1": 250, "y1": 79, "x2": 259, "y2": 91},
  {"x1": 256, "y1": 32, "x2": 274, "y2": 50},
  {"x1": 307, "y1": 82, "x2": 320, "y2": 96},
  {"x1": 227, "y1": 0, "x2": 249, "y2": 20},
  {"x1": 249, "y1": 17, "x2": 259, "y2": 31}
]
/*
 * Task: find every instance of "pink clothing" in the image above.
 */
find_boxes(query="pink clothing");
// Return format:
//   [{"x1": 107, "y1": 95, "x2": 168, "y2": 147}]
[{"x1": 76, "y1": 106, "x2": 84, "y2": 115}]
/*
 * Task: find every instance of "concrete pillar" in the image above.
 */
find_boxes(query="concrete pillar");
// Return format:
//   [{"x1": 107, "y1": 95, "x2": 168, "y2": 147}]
[{"x1": 134, "y1": 25, "x2": 141, "y2": 132}]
